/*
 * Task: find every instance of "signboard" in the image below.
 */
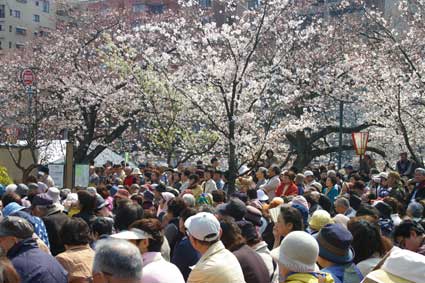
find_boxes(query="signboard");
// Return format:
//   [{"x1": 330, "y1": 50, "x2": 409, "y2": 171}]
[
  {"x1": 21, "y1": 69, "x2": 35, "y2": 86},
  {"x1": 75, "y1": 164, "x2": 89, "y2": 187},
  {"x1": 48, "y1": 164, "x2": 64, "y2": 188}
]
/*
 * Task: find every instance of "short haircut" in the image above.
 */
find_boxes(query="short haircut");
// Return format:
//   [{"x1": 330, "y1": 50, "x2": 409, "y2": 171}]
[
  {"x1": 280, "y1": 206, "x2": 304, "y2": 231},
  {"x1": 61, "y1": 218, "x2": 91, "y2": 245},
  {"x1": 220, "y1": 216, "x2": 246, "y2": 251},
  {"x1": 356, "y1": 204, "x2": 380, "y2": 219},
  {"x1": 180, "y1": 208, "x2": 197, "y2": 222},
  {"x1": 271, "y1": 165, "x2": 281, "y2": 176},
  {"x1": 114, "y1": 202, "x2": 144, "y2": 231},
  {"x1": 212, "y1": 190, "x2": 226, "y2": 203},
  {"x1": 183, "y1": 169, "x2": 191, "y2": 177},
  {"x1": 93, "y1": 239, "x2": 142, "y2": 280},
  {"x1": 394, "y1": 220, "x2": 424, "y2": 239},
  {"x1": 211, "y1": 157, "x2": 218, "y2": 164},
  {"x1": 188, "y1": 174, "x2": 200, "y2": 183},
  {"x1": 327, "y1": 176, "x2": 337, "y2": 186},
  {"x1": 77, "y1": 190, "x2": 97, "y2": 213},
  {"x1": 246, "y1": 188, "x2": 257, "y2": 200},
  {"x1": 335, "y1": 197, "x2": 350, "y2": 208},
  {"x1": 130, "y1": 218, "x2": 163, "y2": 253},
  {"x1": 91, "y1": 217, "x2": 113, "y2": 236},
  {"x1": 2, "y1": 193, "x2": 22, "y2": 207},
  {"x1": 283, "y1": 171, "x2": 296, "y2": 182},
  {"x1": 167, "y1": 198, "x2": 187, "y2": 217}
]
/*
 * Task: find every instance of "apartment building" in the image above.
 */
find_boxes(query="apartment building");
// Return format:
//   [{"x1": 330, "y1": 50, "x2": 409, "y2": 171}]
[{"x1": 0, "y1": 0, "x2": 56, "y2": 53}]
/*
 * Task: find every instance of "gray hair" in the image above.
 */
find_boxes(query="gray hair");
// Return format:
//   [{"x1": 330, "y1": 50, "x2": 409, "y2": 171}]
[
  {"x1": 93, "y1": 239, "x2": 142, "y2": 280},
  {"x1": 335, "y1": 197, "x2": 350, "y2": 209},
  {"x1": 415, "y1": 168, "x2": 425, "y2": 176}
]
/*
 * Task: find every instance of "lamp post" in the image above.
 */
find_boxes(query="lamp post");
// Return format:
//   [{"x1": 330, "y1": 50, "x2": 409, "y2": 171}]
[
  {"x1": 338, "y1": 101, "x2": 344, "y2": 169},
  {"x1": 352, "y1": 132, "x2": 369, "y2": 164}
]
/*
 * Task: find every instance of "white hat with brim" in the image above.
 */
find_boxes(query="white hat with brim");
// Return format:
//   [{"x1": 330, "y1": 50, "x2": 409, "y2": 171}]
[
  {"x1": 110, "y1": 228, "x2": 153, "y2": 240},
  {"x1": 185, "y1": 212, "x2": 220, "y2": 242},
  {"x1": 257, "y1": 189, "x2": 269, "y2": 201}
]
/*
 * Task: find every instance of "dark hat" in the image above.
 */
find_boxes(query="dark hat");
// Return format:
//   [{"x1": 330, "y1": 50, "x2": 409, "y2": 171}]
[
  {"x1": 95, "y1": 194, "x2": 108, "y2": 211},
  {"x1": 31, "y1": 193, "x2": 54, "y2": 206},
  {"x1": 16, "y1": 184, "x2": 29, "y2": 197},
  {"x1": 110, "y1": 185, "x2": 119, "y2": 197},
  {"x1": 245, "y1": 205, "x2": 263, "y2": 226},
  {"x1": 316, "y1": 224, "x2": 354, "y2": 264},
  {"x1": 292, "y1": 203, "x2": 309, "y2": 229},
  {"x1": 374, "y1": 201, "x2": 392, "y2": 219},
  {"x1": 0, "y1": 216, "x2": 34, "y2": 238},
  {"x1": 237, "y1": 220, "x2": 258, "y2": 242},
  {"x1": 219, "y1": 198, "x2": 247, "y2": 221}
]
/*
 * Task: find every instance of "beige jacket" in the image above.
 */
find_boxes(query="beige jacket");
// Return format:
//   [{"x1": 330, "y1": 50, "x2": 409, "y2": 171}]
[
  {"x1": 56, "y1": 245, "x2": 95, "y2": 283},
  {"x1": 188, "y1": 241, "x2": 246, "y2": 283}
]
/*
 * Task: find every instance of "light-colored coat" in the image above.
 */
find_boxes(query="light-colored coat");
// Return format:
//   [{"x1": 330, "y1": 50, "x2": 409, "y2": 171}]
[{"x1": 187, "y1": 241, "x2": 246, "y2": 283}]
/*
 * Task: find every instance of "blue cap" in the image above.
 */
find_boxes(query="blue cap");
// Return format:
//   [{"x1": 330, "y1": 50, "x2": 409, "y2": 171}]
[
  {"x1": 0, "y1": 184, "x2": 5, "y2": 197},
  {"x1": 110, "y1": 185, "x2": 119, "y2": 197},
  {"x1": 3, "y1": 202, "x2": 26, "y2": 217}
]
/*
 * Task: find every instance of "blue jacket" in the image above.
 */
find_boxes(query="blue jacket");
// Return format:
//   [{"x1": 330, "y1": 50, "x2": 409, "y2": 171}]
[
  {"x1": 171, "y1": 237, "x2": 201, "y2": 281},
  {"x1": 321, "y1": 263, "x2": 363, "y2": 283},
  {"x1": 7, "y1": 238, "x2": 67, "y2": 283}
]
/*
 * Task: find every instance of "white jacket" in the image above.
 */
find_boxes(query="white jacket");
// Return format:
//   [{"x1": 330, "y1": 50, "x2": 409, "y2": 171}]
[
  {"x1": 260, "y1": 175, "x2": 281, "y2": 199},
  {"x1": 188, "y1": 241, "x2": 245, "y2": 283},
  {"x1": 202, "y1": 179, "x2": 217, "y2": 194}
]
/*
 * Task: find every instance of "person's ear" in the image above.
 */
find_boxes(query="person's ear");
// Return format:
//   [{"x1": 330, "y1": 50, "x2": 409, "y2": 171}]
[
  {"x1": 410, "y1": 230, "x2": 417, "y2": 238},
  {"x1": 287, "y1": 223, "x2": 293, "y2": 231},
  {"x1": 92, "y1": 272, "x2": 105, "y2": 283}
]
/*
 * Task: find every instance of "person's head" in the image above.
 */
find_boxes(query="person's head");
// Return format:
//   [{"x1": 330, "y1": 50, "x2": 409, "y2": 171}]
[
  {"x1": 77, "y1": 190, "x2": 97, "y2": 213},
  {"x1": 92, "y1": 239, "x2": 143, "y2": 283},
  {"x1": 179, "y1": 208, "x2": 197, "y2": 234},
  {"x1": 268, "y1": 165, "x2": 281, "y2": 178},
  {"x1": 280, "y1": 171, "x2": 295, "y2": 184},
  {"x1": 394, "y1": 220, "x2": 425, "y2": 253},
  {"x1": 167, "y1": 197, "x2": 187, "y2": 219},
  {"x1": 400, "y1": 152, "x2": 408, "y2": 161},
  {"x1": 219, "y1": 216, "x2": 246, "y2": 251},
  {"x1": 204, "y1": 168, "x2": 214, "y2": 180},
  {"x1": 347, "y1": 217, "x2": 392, "y2": 264},
  {"x1": 356, "y1": 204, "x2": 380, "y2": 222},
  {"x1": 266, "y1": 149, "x2": 274, "y2": 158},
  {"x1": 129, "y1": 218, "x2": 164, "y2": 254},
  {"x1": 316, "y1": 224, "x2": 354, "y2": 267},
  {"x1": 387, "y1": 171, "x2": 401, "y2": 187},
  {"x1": 114, "y1": 202, "x2": 144, "y2": 232},
  {"x1": 308, "y1": 210, "x2": 334, "y2": 232},
  {"x1": 276, "y1": 206, "x2": 304, "y2": 237},
  {"x1": 334, "y1": 197, "x2": 350, "y2": 214},
  {"x1": 219, "y1": 198, "x2": 247, "y2": 221},
  {"x1": 91, "y1": 217, "x2": 113, "y2": 240},
  {"x1": 210, "y1": 157, "x2": 219, "y2": 168},
  {"x1": 182, "y1": 169, "x2": 191, "y2": 182},
  {"x1": 213, "y1": 170, "x2": 222, "y2": 182},
  {"x1": 0, "y1": 216, "x2": 34, "y2": 254},
  {"x1": 303, "y1": 171, "x2": 315, "y2": 184},
  {"x1": 0, "y1": 256, "x2": 20, "y2": 283},
  {"x1": 1, "y1": 193, "x2": 22, "y2": 208},
  {"x1": 237, "y1": 220, "x2": 260, "y2": 246},
  {"x1": 294, "y1": 173, "x2": 305, "y2": 185},
  {"x1": 211, "y1": 190, "x2": 226, "y2": 204},
  {"x1": 61, "y1": 218, "x2": 91, "y2": 247},
  {"x1": 407, "y1": 202, "x2": 424, "y2": 219},
  {"x1": 414, "y1": 168, "x2": 425, "y2": 183},
  {"x1": 271, "y1": 231, "x2": 319, "y2": 278},
  {"x1": 185, "y1": 212, "x2": 221, "y2": 254},
  {"x1": 325, "y1": 176, "x2": 337, "y2": 188},
  {"x1": 188, "y1": 174, "x2": 200, "y2": 187},
  {"x1": 256, "y1": 167, "x2": 268, "y2": 180}
]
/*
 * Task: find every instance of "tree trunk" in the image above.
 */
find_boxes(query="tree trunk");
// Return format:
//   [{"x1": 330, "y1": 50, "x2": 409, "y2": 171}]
[{"x1": 227, "y1": 119, "x2": 237, "y2": 195}]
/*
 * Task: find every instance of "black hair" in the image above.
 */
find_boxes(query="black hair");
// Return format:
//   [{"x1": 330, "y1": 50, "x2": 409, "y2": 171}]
[
  {"x1": 167, "y1": 197, "x2": 187, "y2": 217},
  {"x1": 270, "y1": 165, "x2": 281, "y2": 176},
  {"x1": 183, "y1": 169, "x2": 191, "y2": 177},
  {"x1": 180, "y1": 207, "x2": 197, "y2": 222},
  {"x1": 327, "y1": 176, "x2": 337, "y2": 186},
  {"x1": 212, "y1": 190, "x2": 226, "y2": 203},
  {"x1": 211, "y1": 157, "x2": 218, "y2": 164},
  {"x1": 394, "y1": 220, "x2": 425, "y2": 239},
  {"x1": 91, "y1": 217, "x2": 113, "y2": 236},
  {"x1": 114, "y1": 202, "x2": 144, "y2": 231},
  {"x1": 189, "y1": 174, "x2": 200, "y2": 183},
  {"x1": 77, "y1": 191, "x2": 97, "y2": 213},
  {"x1": 246, "y1": 188, "x2": 257, "y2": 200},
  {"x1": 61, "y1": 218, "x2": 91, "y2": 245},
  {"x1": 280, "y1": 206, "x2": 304, "y2": 231},
  {"x1": 130, "y1": 218, "x2": 164, "y2": 252},
  {"x1": 2, "y1": 192, "x2": 22, "y2": 207},
  {"x1": 220, "y1": 216, "x2": 246, "y2": 251},
  {"x1": 356, "y1": 204, "x2": 380, "y2": 219}
]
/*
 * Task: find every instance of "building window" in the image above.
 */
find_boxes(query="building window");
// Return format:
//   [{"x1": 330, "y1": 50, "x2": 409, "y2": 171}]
[
  {"x1": 9, "y1": 41, "x2": 12, "y2": 48},
  {"x1": 42, "y1": 1, "x2": 49, "y2": 13},
  {"x1": 199, "y1": 0, "x2": 212, "y2": 7},
  {"x1": 133, "y1": 3, "x2": 146, "y2": 13},
  {"x1": 0, "y1": 25, "x2": 2, "y2": 31},
  {"x1": 16, "y1": 27, "x2": 27, "y2": 35},
  {"x1": 9, "y1": 25, "x2": 12, "y2": 32},
  {"x1": 33, "y1": 14, "x2": 40, "y2": 22},
  {"x1": 0, "y1": 41, "x2": 2, "y2": 50},
  {"x1": 16, "y1": 43, "x2": 24, "y2": 49},
  {"x1": 35, "y1": 1, "x2": 39, "y2": 6},
  {"x1": 10, "y1": 10, "x2": 21, "y2": 18},
  {"x1": 0, "y1": 5, "x2": 5, "y2": 18}
]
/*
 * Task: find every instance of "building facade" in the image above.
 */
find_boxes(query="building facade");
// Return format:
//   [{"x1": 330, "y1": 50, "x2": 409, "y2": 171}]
[{"x1": 0, "y1": 0, "x2": 56, "y2": 53}]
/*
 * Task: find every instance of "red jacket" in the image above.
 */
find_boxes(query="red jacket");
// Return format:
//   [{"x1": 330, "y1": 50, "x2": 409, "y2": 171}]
[{"x1": 275, "y1": 182, "x2": 298, "y2": 197}]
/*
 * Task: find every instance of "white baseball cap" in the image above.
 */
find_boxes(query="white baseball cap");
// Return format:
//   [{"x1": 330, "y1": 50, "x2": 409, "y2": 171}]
[
  {"x1": 304, "y1": 170, "x2": 314, "y2": 177},
  {"x1": 110, "y1": 228, "x2": 153, "y2": 240},
  {"x1": 185, "y1": 212, "x2": 220, "y2": 242}
]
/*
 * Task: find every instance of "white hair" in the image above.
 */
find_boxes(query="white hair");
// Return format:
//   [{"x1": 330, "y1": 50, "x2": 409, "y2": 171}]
[{"x1": 93, "y1": 239, "x2": 142, "y2": 280}]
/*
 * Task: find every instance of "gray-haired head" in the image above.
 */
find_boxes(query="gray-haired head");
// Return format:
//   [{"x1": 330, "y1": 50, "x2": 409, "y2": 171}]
[
  {"x1": 335, "y1": 197, "x2": 350, "y2": 209},
  {"x1": 415, "y1": 168, "x2": 425, "y2": 176},
  {"x1": 93, "y1": 239, "x2": 142, "y2": 280}
]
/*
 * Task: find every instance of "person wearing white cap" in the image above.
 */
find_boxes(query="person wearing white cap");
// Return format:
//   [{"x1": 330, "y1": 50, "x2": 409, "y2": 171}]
[
  {"x1": 303, "y1": 170, "x2": 316, "y2": 192},
  {"x1": 270, "y1": 231, "x2": 334, "y2": 283},
  {"x1": 111, "y1": 218, "x2": 185, "y2": 283},
  {"x1": 185, "y1": 212, "x2": 246, "y2": 283}
]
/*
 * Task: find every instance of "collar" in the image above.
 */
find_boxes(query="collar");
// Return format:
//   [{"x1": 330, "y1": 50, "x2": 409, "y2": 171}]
[
  {"x1": 253, "y1": 241, "x2": 268, "y2": 251},
  {"x1": 7, "y1": 238, "x2": 37, "y2": 258},
  {"x1": 66, "y1": 244, "x2": 91, "y2": 251},
  {"x1": 190, "y1": 241, "x2": 225, "y2": 270},
  {"x1": 142, "y1": 252, "x2": 163, "y2": 265}
]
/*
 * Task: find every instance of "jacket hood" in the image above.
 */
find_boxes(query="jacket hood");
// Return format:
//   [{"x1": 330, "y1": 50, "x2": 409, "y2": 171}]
[{"x1": 286, "y1": 272, "x2": 334, "y2": 283}]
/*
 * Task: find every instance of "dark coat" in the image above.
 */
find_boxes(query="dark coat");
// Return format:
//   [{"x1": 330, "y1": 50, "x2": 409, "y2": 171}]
[
  {"x1": 8, "y1": 238, "x2": 67, "y2": 283},
  {"x1": 233, "y1": 244, "x2": 270, "y2": 283},
  {"x1": 42, "y1": 210, "x2": 69, "y2": 255}
]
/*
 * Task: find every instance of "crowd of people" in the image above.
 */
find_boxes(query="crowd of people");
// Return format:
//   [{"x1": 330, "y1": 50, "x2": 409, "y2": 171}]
[{"x1": 0, "y1": 151, "x2": 424, "y2": 283}]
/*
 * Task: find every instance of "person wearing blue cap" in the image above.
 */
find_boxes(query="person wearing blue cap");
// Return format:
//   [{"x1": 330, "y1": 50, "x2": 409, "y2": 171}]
[{"x1": 316, "y1": 224, "x2": 363, "y2": 283}]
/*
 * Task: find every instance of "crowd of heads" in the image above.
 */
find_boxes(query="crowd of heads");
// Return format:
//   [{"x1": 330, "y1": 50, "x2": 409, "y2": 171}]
[{"x1": 0, "y1": 151, "x2": 424, "y2": 283}]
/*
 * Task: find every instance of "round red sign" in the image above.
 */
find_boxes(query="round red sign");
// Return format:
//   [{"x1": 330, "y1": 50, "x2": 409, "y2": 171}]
[{"x1": 21, "y1": 69, "x2": 34, "y2": 86}]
